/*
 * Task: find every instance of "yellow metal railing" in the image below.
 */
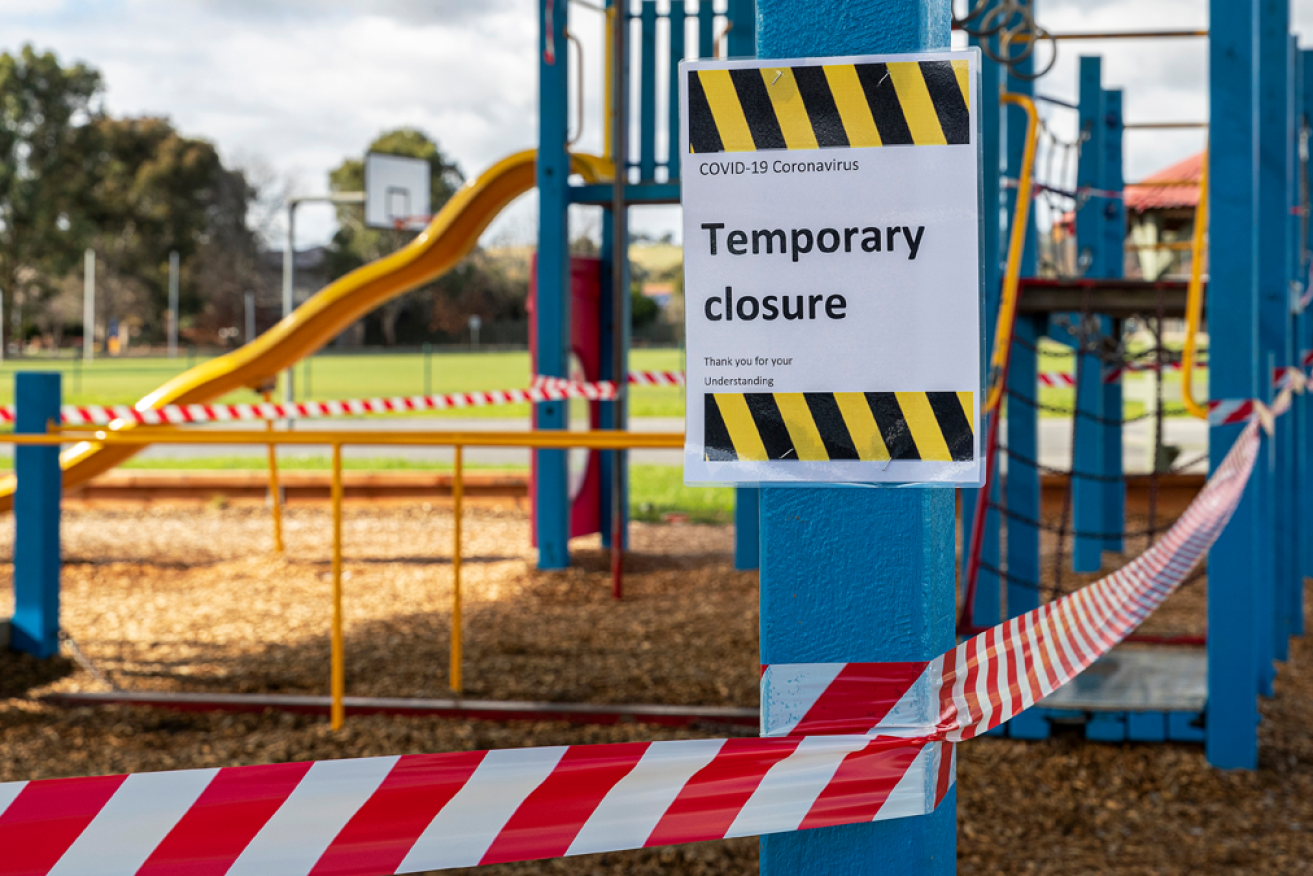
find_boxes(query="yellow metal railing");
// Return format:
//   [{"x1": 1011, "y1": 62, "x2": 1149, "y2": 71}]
[
  {"x1": 986, "y1": 92, "x2": 1040, "y2": 413},
  {"x1": 16, "y1": 427, "x2": 683, "y2": 730},
  {"x1": 1181, "y1": 150, "x2": 1210, "y2": 420}
]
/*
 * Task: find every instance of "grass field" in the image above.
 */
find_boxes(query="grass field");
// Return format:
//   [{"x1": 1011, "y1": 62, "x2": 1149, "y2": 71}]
[
  {"x1": 0, "y1": 342, "x2": 1203, "y2": 423},
  {"x1": 65, "y1": 454, "x2": 737, "y2": 523},
  {"x1": 0, "y1": 349, "x2": 687, "y2": 418}
]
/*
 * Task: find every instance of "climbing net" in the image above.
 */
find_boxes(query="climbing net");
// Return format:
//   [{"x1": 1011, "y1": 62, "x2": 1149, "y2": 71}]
[{"x1": 961, "y1": 98, "x2": 1212, "y2": 641}]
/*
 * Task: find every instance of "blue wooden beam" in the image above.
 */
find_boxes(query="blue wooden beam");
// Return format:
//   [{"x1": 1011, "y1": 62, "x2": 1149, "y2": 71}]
[
  {"x1": 1206, "y1": 0, "x2": 1261, "y2": 770},
  {"x1": 1072, "y1": 56, "x2": 1106, "y2": 574},
  {"x1": 757, "y1": 3, "x2": 956, "y2": 873},
  {"x1": 962, "y1": 8, "x2": 1002, "y2": 632},
  {"x1": 11, "y1": 372, "x2": 62, "y2": 659},
  {"x1": 1256, "y1": 0, "x2": 1288, "y2": 688},
  {"x1": 535, "y1": 0, "x2": 573, "y2": 569}
]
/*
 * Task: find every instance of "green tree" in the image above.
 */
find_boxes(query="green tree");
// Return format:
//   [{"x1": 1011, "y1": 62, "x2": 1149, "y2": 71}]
[
  {"x1": 326, "y1": 128, "x2": 467, "y2": 344},
  {"x1": 84, "y1": 116, "x2": 257, "y2": 344},
  {"x1": 0, "y1": 46, "x2": 102, "y2": 341}
]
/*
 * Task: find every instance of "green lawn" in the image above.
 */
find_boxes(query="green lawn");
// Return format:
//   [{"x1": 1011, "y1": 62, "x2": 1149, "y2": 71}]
[
  {"x1": 0, "y1": 342, "x2": 1207, "y2": 423},
  {"x1": 79, "y1": 455, "x2": 734, "y2": 524},
  {"x1": 0, "y1": 349, "x2": 687, "y2": 418}
]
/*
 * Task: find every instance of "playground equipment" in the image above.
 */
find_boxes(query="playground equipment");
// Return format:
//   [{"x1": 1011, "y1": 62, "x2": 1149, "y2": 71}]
[
  {"x1": 953, "y1": 0, "x2": 1313, "y2": 773},
  {"x1": 5, "y1": 388, "x2": 682, "y2": 726},
  {"x1": 0, "y1": 149, "x2": 613, "y2": 510},
  {"x1": 5, "y1": 0, "x2": 1313, "y2": 873}
]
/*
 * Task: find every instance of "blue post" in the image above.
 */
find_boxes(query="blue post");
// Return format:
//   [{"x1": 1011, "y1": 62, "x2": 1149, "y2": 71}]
[
  {"x1": 1071, "y1": 57, "x2": 1106, "y2": 573},
  {"x1": 1277, "y1": 34, "x2": 1299, "y2": 659},
  {"x1": 1101, "y1": 89, "x2": 1126, "y2": 554},
  {"x1": 535, "y1": 0, "x2": 572, "y2": 569},
  {"x1": 1207, "y1": 0, "x2": 1261, "y2": 770},
  {"x1": 1003, "y1": 32, "x2": 1047, "y2": 739},
  {"x1": 728, "y1": 0, "x2": 760, "y2": 572},
  {"x1": 757, "y1": 3, "x2": 956, "y2": 874},
  {"x1": 638, "y1": 1, "x2": 658, "y2": 181},
  {"x1": 1256, "y1": 0, "x2": 1288, "y2": 689},
  {"x1": 11, "y1": 372, "x2": 62, "y2": 658},
  {"x1": 1298, "y1": 48, "x2": 1313, "y2": 634},
  {"x1": 697, "y1": 0, "x2": 714, "y2": 59},
  {"x1": 734, "y1": 488, "x2": 759, "y2": 570},
  {"x1": 599, "y1": 206, "x2": 631, "y2": 550},
  {"x1": 961, "y1": 15, "x2": 1001, "y2": 631},
  {"x1": 726, "y1": 0, "x2": 756, "y2": 57},
  {"x1": 668, "y1": 0, "x2": 686, "y2": 181}
]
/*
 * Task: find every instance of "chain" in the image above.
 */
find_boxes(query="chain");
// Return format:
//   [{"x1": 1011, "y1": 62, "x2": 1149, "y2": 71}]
[{"x1": 59, "y1": 630, "x2": 120, "y2": 691}]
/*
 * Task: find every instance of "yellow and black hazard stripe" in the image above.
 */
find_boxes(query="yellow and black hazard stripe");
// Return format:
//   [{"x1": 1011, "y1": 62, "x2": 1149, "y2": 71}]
[
  {"x1": 688, "y1": 60, "x2": 970, "y2": 153},
  {"x1": 704, "y1": 392, "x2": 974, "y2": 463}
]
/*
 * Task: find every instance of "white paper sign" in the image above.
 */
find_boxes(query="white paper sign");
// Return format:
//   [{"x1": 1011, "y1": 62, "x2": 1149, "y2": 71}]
[{"x1": 680, "y1": 51, "x2": 983, "y2": 486}]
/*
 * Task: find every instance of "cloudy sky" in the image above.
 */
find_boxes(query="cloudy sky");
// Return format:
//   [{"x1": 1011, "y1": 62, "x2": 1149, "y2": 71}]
[{"x1": 0, "y1": 1, "x2": 1308, "y2": 248}]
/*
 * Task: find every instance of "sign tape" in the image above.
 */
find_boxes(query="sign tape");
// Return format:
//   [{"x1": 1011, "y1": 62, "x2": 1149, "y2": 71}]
[
  {"x1": 687, "y1": 60, "x2": 971, "y2": 153},
  {"x1": 703, "y1": 391, "x2": 973, "y2": 464}
]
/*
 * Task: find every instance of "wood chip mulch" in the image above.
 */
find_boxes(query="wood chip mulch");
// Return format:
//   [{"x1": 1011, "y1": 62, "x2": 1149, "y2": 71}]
[{"x1": 0, "y1": 505, "x2": 1310, "y2": 874}]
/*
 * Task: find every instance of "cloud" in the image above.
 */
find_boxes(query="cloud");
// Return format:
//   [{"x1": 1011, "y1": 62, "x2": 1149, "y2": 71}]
[{"x1": 0, "y1": 1, "x2": 1309, "y2": 248}]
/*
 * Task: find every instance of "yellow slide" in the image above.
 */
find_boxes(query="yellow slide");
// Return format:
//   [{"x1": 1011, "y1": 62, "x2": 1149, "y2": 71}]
[{"x1": 0, "y1": 149, "x2": 613, "y2": 512}]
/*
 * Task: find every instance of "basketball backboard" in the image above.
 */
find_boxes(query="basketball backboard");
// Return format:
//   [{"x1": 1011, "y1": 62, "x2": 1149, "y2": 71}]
[{"x1": 364, "y1": 152, "x2": 431, "y2": 230}]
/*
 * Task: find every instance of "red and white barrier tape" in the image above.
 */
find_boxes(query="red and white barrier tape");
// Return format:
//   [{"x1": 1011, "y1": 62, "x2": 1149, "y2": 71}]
[
  {"x1": 764, "y1": 401, "x2": 1260, "y2": 741},
  {"x1": 0, "y1": 737, "x2": 951, "y2": 876},
  {"x1": 0, "y1": 372, "x2": 686, "y2": 427},
  {"x1": 0, "y1": 373, "x2": 1285, "y2": 876},
  {"x1": 1036, "y1": 372, "x2": 1074, "y2": 388}
]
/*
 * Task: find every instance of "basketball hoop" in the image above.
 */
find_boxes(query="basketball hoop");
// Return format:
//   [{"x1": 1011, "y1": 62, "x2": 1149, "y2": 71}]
[
  {"x1": 391, "y1": 215, "x2": 434, "y2": 232},
  {"x1": 364, "y1": 152, "x2": 431, "y2": 231}
]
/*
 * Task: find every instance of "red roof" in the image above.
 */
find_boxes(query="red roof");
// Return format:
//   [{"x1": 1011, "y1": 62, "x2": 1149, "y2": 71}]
[{"x1": 1124, "y1": 152, "x2": 1202, "y2": 212}]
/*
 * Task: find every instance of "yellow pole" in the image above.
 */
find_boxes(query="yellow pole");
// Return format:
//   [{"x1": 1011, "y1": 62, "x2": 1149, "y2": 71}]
[
  {"x1": 1181, "y1": 151, "x2": 1210, "y2": 420},
  {"x1": 330, "y1": 441, "x2": 345, "y2": 730},
  {"x1": 263, "y1": 392, "x2": 284, "y2": 554},
  {"x1": 987, "y1": 93, "x2": 1040, "y2": 412},
  {"x1": 450, "y1": 445, "x2": 463, "y2": 694}
]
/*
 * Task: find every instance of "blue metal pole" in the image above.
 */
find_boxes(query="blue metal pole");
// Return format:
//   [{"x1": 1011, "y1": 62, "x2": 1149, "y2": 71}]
[
  {"x1": 668, "y1": 0, "x2": 686, "y2": 181},
  {"x1": 1101, "y1": 89, "x2": 1126, "y2": 555},
  {"x1": 638, "y1": 1, "x2": 658, "y2": 181},
  {"x1": 726, "y1": 0, "x2": 756, "y2": 57},
  {"x1": 11, "y1": 372, "x2": 62, "y2": 658},
  {"x1": 757, "y1": 3, "x2": 955, "y2": 873},
  {"x1": 1207, "y1": 0, "x2": 1261, "y2": 770},
  {"x1": 1278, "y1": 34, "x2": 1299, "y2": 658},
  {"x1": 1004, "y1": 39, "x2": 1039, "y2": 617},
  {"x1": 1003, "y1": 27, "x2": 1047, "y2": 740},
  {"x1": 962, "y1": 13, "x2": 1002, "y2": 631},
  {"x1": 600, "y1": 206, "x2": 628, "y2": 549},
  {"x1": 727, "y1": 0, "x2": 760, "y2": 573},
  {"x1": 535, "y1": 0, "x2": 572, "y2": 570},
  {"x1": 1256, "y1": 0, "x2": 1288, "y2": 688},
  {"x1": 1072, "y1": 56, "x2": 1106, "y2": 573},
  {"x1": 734, "y1": 488, "x2": 760, "y2": 570},
  {"x1": 1298, "y1": 48, "x2": 1313, "y2": 635}
]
